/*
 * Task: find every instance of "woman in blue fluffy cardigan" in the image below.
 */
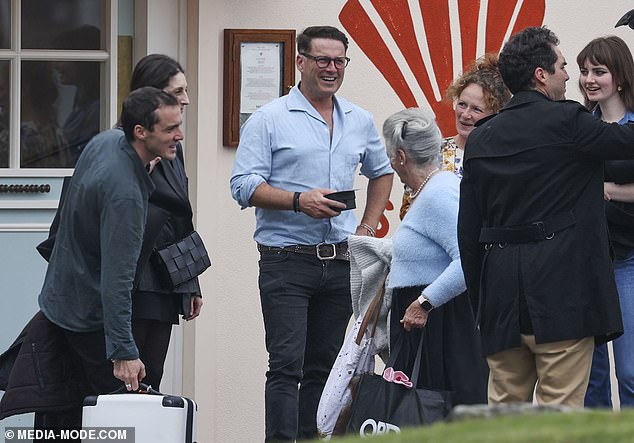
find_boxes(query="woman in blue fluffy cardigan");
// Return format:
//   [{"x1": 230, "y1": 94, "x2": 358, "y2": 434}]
[{"x1": 383, "y1": 107, "x2": 487, "y2": 406}]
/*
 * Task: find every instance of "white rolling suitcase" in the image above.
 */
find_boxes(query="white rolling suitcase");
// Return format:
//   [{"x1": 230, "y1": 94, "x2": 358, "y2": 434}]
[{"x1": 82, "y1": 384, "x2": 196, "y2": 443}]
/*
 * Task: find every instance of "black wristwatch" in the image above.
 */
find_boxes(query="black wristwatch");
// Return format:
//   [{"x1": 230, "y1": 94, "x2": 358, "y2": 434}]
[{"x1": 420, "y1": 299, "x2": 434, "y2": 313}]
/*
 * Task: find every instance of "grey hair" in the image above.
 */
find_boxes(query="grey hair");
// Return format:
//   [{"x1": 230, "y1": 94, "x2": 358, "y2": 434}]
[{"x1": 382, "y1": 107, "x2": 442, "y2": 166}]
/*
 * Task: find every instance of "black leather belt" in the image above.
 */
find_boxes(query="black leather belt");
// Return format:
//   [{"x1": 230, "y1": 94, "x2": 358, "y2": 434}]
[
  {"x1": 479, "y1": 211, "x2": 576, "y2": 244},
  {"x1": 257, "y1": 242, "x2": 350, "y2": 261}
]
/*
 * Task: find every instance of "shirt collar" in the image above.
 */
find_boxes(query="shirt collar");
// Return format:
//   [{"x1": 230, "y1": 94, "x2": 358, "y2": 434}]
[
  {"x1": 623, "y1": 110, "x2": 634, "y2": 124},
  {"x1": 500, "y1": 90, "x2": 552, "y2": 112},
  {"x1": 592, "y1": 106, "x2": 634, "y2": 125},
  {"x1": 286, "y1": 83, "x2": 353, "y2": 117}
]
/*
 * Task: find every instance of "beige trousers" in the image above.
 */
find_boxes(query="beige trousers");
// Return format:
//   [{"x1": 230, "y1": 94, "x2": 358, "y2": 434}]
[{"x1": 487, "y1": 334, "x2": 594, "y2": 407}]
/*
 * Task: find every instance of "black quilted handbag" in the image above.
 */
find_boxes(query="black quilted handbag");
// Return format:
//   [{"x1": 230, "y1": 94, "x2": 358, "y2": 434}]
[{"x1": 154, "y1": 231, "x2": 211, "y2": 288}]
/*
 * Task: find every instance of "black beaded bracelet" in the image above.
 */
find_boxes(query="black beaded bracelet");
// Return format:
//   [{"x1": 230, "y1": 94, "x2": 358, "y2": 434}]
[{"x1": 293, "y1": 191, "x2": 302, "y2": 213}]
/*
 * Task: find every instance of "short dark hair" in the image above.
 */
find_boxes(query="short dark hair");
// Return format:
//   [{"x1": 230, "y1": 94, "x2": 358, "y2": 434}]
[
  {"x1": 297, "y1": 26, "x2": 349, "y2": 53},
  {"x1": 498, "y1": 27, "x2": 559, "y2": 94},
  {"x1": 577, "y1": 36, "x2": 634, "y2": 112},
  {"x1": 120, "y1": 87, "x2": 179, "y2": 142},
  {"x1": 130, "y1": 54, "x2": 185, "y2": 91}
]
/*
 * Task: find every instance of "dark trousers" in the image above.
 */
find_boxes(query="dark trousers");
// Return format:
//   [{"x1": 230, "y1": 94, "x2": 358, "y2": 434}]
[
  {"x1": 132, "y1": 318, "x2": 172, "y2": 390},
  {"x1": 34, "y1": 328, "x2": 122, "y2": 441},
  {"x1": 258, "y1": 252, "x2": 352, "y2": 442}
]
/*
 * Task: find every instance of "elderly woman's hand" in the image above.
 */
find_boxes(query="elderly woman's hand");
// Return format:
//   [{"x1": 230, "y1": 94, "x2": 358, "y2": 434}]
[{"x1": 400, "y1": 300, "x2": 429, "y2": 331}]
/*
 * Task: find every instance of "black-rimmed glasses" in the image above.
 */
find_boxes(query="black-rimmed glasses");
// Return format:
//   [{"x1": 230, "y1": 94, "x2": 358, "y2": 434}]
[{"x1": 300, "y1": 53, "x2": 350, "y2": 69}]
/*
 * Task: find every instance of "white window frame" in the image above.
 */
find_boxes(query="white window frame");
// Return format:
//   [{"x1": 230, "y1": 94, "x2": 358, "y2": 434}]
[{"x1": 0, "y1": 0, "x2": 118, "y2": 176}]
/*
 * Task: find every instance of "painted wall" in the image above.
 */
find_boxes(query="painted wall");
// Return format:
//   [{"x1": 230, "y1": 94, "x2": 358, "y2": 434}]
[
  {"x1": 190, "y1": 0, "x2": 634, "y2": 442},
  {"x1": 191, "y1": 1, "x2": 634, "y2": 442},
  {"x1": 1, "y1": 1, "x2": 630, "y2": 442}
]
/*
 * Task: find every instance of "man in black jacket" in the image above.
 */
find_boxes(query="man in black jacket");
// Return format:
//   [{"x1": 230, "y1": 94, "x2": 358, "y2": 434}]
[{"x1": 458, "y1": 27, "x2": 634, "y2": 407}]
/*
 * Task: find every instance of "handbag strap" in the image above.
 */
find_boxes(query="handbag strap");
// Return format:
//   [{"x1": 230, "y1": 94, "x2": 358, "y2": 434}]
[
  {"x1": 385, "y1": 327, "x2": 426, "y2": 387},
  {"x1": 410, "y1": 332, "x2": 425, "y2": 387},
  {"x1": 355, "y1": 269, "x2": 389, "y2": 345}
]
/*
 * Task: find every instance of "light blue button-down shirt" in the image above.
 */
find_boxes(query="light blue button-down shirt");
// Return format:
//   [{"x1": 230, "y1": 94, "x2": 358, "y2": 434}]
[{"x1": 230, "y1": 86, "x2": 393, "y2": 247}]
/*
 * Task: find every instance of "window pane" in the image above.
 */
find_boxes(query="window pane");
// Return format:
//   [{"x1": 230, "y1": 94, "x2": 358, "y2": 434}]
[
  {"x1": 0, "y1": 61, "x2": 8, "y2": 168},
  {"x1": 21, "y1": 62, "x2": 68, "y2": 168},
  {"x1": 0, "y1": 0, "x2": 10, "y2": 49},
  {"x1": 20, "y1": 61, "x2": 101, "y2": 168},
  {"x1": 56, "y1": 61, "x2": 102, "y2": 164},
  {"x1": 22, "y1": 0, "x2": 103, "y2": 50}
]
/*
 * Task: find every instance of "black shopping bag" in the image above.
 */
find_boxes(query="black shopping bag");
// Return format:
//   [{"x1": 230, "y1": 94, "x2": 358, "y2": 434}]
[{"x1": 342, "y1": 334, "x2": 452, "y2": 437}]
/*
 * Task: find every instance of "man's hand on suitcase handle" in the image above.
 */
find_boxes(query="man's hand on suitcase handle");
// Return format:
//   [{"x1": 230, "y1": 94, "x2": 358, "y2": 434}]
[{"x1": 113, "y1": 358, "x2": 146, "y2": 391}]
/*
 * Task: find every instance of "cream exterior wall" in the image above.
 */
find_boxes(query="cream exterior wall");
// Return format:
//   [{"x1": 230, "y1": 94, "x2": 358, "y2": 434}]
[{"x1": 178, "y1": 1, "x2": 634, "y2": 442}]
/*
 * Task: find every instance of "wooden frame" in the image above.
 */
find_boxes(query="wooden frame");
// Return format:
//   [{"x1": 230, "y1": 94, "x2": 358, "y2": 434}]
[{"x1": 223, "y1": 29, "x2": 296, "y2": 147}]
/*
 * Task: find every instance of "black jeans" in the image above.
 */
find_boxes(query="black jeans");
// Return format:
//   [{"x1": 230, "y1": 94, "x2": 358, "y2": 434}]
[
  {"x1": 258, "y1": 251, "x2": 352, "y2": 442},
  {"x1": 34, "y1": 328, "x2": 122, "y2": 441}
]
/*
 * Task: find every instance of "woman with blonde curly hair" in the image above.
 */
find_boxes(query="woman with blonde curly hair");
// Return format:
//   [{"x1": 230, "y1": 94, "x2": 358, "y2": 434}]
[
  {"x1": 443, "y1": 53, "x2": 511, "y2": 178},
  {"x1": 399, "y1": 55, "x2": 510, "y2": 218}
]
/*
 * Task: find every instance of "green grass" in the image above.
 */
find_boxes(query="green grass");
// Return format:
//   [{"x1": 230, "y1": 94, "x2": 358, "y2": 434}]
[{"x1": 317, "y1": 409, "x2": 634, "y2": 443}]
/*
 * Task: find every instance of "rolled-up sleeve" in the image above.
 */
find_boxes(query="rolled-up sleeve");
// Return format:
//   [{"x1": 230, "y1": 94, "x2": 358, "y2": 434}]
[
  {"x1": 230, "y1": 112, "x2": 270, "y2": 209},
  {"x1": 359, "y1": 115, "x2": 393, "y2": 179}
]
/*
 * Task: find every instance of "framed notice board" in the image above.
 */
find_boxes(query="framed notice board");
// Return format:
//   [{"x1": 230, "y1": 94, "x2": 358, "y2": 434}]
[{"x1": 223, "y1": 29, "x2": 296, "y2": 147}]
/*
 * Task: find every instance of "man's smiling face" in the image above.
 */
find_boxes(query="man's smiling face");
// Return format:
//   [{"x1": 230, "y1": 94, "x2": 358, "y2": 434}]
[{"x1": 297, "y1": 38, "x2": 346, "y2": 103}]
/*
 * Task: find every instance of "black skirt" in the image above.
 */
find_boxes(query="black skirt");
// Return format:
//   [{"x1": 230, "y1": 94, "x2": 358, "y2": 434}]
[{"x1": 389, "y1": 286, "x2": 488, "y2": 406}]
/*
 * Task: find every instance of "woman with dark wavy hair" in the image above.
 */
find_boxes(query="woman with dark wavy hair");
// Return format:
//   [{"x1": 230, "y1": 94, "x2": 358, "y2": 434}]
[{"x1": 129, "y1": 54, "x2": 204, "y2": 390}]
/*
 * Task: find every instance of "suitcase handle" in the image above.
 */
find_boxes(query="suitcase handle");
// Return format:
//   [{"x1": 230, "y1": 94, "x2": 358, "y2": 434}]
[
  {"x1": 110, "y1": 382, "x2": 163, "y2": 395},
  {"x1": 138, "y1": 383, "x2": 162, "y2": 395}
]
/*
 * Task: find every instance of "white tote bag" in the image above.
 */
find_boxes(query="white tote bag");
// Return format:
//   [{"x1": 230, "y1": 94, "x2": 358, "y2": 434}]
[{"x1": 316, "y1": 274, "x2": 387, "y2": 440}]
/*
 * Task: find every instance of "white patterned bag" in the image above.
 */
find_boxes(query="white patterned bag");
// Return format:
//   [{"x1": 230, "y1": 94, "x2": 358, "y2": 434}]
[{"x1": 316, "y1": 274, "x2": 387, "y2": 440}]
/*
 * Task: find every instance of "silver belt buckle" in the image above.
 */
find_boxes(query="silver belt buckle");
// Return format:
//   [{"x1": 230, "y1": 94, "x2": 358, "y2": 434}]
[{"x1": 316, "y1": 243, "x2": 337, "y2": 260}]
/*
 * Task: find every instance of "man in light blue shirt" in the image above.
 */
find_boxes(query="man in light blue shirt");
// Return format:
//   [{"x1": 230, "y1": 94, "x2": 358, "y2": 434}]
[{"x1": 230, "y1": 26, "x2": 393, "y2": 442}]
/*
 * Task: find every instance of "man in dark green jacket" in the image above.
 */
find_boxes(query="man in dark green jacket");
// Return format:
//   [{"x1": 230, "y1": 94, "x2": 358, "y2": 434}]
[{"x1": 35, "y1": 86, "x2": 183, "y2": 427}]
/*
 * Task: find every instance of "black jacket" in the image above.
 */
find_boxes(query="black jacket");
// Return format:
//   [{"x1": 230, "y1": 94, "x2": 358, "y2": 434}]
[
  {"x1": 132, "y1": 143, "x2": 201, "y2": 323},
  {"x1": 0, "y1": 312, "x2": 82, "y2": 420},
  {"x1": 458, "y1": 91, "x2": 634, "y2": 356}
]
